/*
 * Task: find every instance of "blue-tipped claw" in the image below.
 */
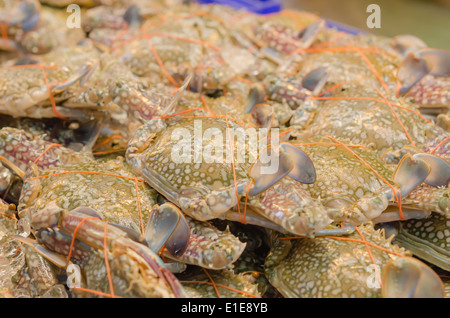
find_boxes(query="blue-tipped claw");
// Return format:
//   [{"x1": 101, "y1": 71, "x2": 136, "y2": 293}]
[{"x1": 144, "y1": 203, "x2": 190, "y2": 257}]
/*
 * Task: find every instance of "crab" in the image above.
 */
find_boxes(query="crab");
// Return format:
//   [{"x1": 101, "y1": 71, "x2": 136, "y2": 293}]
[
  {"x1": 286, "y1": 136, "x2": 449, "y2": 225},
  {"x1": 0, "y1": 200, "x2": 68, "y2": 298},
  {"x1": 265, "y1": 223, "x2": 445, "y2": 298},
  {"x1": 277, "y1": 40, "x2": 401, "y2": 93},
  {"x1": 0, "y1": 1, "x2": 85, "y2": 55},
  {"x1": 11, "y1": 155, "x2": 192, "y2": 297},
  {"x1": 126, "y1": 115, "x2": 333, "y2": 237},
  {"x1": 0, "y1": 57, "x2": 98, "y2": 120},
  {"x1": 111, "y1": 32, "x2": 244, "y2": 97},
  {"x1": 0, "y1": 127, "x2": 94, "y2": 173},
  {"x1": 296, "y1": 85, "x2": 450, "y2": 162},
  {"x1": 0, "y1": 127, "x2": 95, "y2": 203},
  {"x1": 226, "y1": 8, "x2": 324, "y2": 57},
  {"x1": 17, "y1": 151, "x2": 246, "y2": 272},
  {"x1": 14, "y1": 204, "x2": 188, "y2": 298},
  {"x1": 0, "y1": 41, "x2": 190, "y2": 135}
]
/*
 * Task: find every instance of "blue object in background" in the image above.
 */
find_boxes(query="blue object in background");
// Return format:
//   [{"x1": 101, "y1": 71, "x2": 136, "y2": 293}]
[
  {"x1": 196, "y1": 0, "x2": 282, "y2": 15},
  {"x1": 196, "y1": 1, "x2": 366, "y2": 36},
  {"x1": 325, "y1": 19, "x2": 366, "y2": 36}
]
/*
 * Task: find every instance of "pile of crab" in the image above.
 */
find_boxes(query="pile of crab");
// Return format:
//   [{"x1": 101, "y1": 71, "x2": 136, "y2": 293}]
[{"x1": 0, "y1": 0, "x2": 449, "y2": 298}]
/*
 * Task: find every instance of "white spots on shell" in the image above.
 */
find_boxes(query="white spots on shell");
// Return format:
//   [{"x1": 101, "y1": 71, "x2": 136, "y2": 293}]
[{"x1": 355, "y1": 188, "x2": 364, "y2": 198}]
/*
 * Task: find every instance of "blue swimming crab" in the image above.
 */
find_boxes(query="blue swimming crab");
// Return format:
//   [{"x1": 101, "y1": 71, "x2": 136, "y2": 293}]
[
  {"x1": 0, "y1": 200, "x2": 68, "y2": 298},
  {"x1": 13, "y1": 156, "x2": 191, "y2": 297},
  {"x1": 0, "y1": 41, "x2": 190, "y2": 136},
  {"x1": 265, "y1": 223, "x2": 445, "y2": 298},
  {"x1": 297, "y1": 85, "x2": 450, "y2": 162},
  {"x1": 227, "y1": 8, "x2": 324, "y2": 56},
  {"x1": 16, "y1": 151, "x2": 245, "y2": 291},
  {"x1": 126, "y1": 115, "x2": 332, "y2": 237},
  {"x1": 287, "y1": 136, "x2": 449, "y2": 225},
  {"x1": 0, "y1": 58, "x2": 98, "y2": 120},
  {"x1": 0, "y1": 1, "x2": 85, "y2": 55}
]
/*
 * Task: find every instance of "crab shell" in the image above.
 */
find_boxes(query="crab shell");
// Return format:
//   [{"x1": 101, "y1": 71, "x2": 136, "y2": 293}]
[
  {"x1": 299, "y1": 86, "x2": 449, "y2": 159},
  {"x1": 288, "y1": 137, "x2": 448, "y2": 224},
  {"x1": 17, "y1": 153, "x2": 244, "y2": 270},
  {"x1": 17, "y1": 157, "x2": 158, "y2": 233},
  {"x1": 264, "y1": 224, "x2": 409, "y2": 298},
  {"x1": 126, "y1": 116, "x2": 330, "y2": 236}
]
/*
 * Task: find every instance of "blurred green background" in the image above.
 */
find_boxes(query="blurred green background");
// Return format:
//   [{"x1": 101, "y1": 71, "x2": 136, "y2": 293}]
[{"x1": 282, "y1": 0, "x2": 450, "y2": 51}]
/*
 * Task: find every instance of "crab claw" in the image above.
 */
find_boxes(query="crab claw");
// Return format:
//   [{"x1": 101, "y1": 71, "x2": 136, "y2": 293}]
[
  {"x1": 391, "y1": 34, "x2": 427, "y2": 57},
  {"x1": 10, "y1": 0, "x2": 41, "y2": 33},
  {"x1": 53, "y1": 61, "x2": 97, "y2": 93},
  {"x1": 415, "y1": 48, "x2": 450, "y2": 77},
  {"x1": 248, "y1": 143, "x2": 316, "y2": 196},
  {"x1": 297, "y1": 19, "x2": 325, "y2": 49},
  {"x1": 412, "y1": 153, "x2": 450, "y2": 187},
  {"x1": 244, "y1": 83, "x2": 265, "y2": 114},
  {"x1": 280, "y1": 143, "x2": 316, "y2": 184},
  {"x1": 397, "y1": 53, "x2": 430, "y2": 95},
  {"x1": 144, "y1": 202, "x2": 190, "y2": 257},
  {"x1": 392, "y1": 154, "x2": 431, "y2": 197},
  {"x1": 123, "y1": 4, "x2": 143, "y2": 29},
  {"x1": 10, "y1": 235, "x2": 69, "y2": 268},
  {"x1": 382, "y1": 257, "x2": 444, "y2": 298},
  {"x1": 163, "y1": 217, "x2": 246, "y2": 270},
  {"x1": 251, "y1": 103, "x2": 274, "y2": 129},
  {"x1": 301, "y1": 67, "x2": 329, "y2": 95},
  {"x1": 397, "y1": 48, "x2": 450, "y2": 95},
  {"x1": 248, "y1": 147, "x2": 292, "y2": 196}
]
